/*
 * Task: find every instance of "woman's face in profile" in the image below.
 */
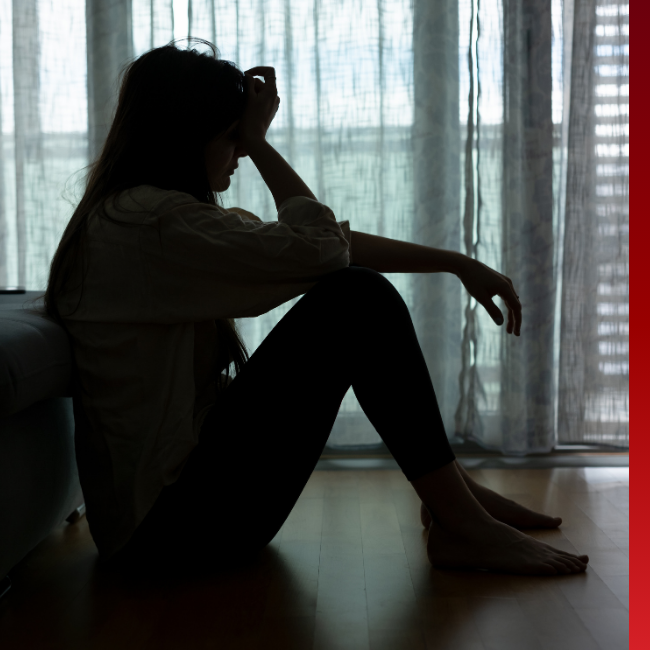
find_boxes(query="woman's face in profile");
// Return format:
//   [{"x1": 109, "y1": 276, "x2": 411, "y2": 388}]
[{"x1": 204, "y1": 120, "x2": 248, "y2": 192}]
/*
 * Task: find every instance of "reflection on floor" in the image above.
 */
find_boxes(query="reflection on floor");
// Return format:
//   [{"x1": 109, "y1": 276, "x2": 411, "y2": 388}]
[{"x1": 0, "y1": 467, "x2": 629, "y2": 649}]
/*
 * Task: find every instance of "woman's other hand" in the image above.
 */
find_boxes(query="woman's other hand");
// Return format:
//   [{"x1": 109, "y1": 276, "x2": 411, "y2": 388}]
[
  {"x1": 457, "y1": 258, "x2": 522, "y2": 336},
  {"x1": 239, "y1": 67, "x2": 281, "y2": 145}
]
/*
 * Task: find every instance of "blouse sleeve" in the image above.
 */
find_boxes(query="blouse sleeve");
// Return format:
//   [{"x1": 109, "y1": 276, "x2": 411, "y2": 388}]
[
  {"x1": 226, "y1": 202, "x2": 353, "y2": 266},
  {"x1": 225, "y1": 206, "x2": 263, "y2": 222},
  {"x1": 69, "y1": 192, "x2": 353, "y2": 324}
]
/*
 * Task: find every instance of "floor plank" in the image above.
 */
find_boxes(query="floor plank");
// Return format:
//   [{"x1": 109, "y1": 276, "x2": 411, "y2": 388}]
[{"x1": 0, "y1": 467, "x2": 628, "y2": 650}]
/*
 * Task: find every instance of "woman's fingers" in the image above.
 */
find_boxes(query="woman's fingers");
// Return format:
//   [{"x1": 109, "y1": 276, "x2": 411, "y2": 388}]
[
  {"x1": 243, "y1": 73, "x2": 268, "y2": 97},
  {"x1": 239, "y1": 67, "x2": 281, "y2": 141},
  {"x1": 459, "y1": 260, "x2": 522, "y2": 336},
  {"x1": 245, "y1": 65, "x2": 276, "y2": 77},
  {"x1": 482, "y1": 287, "x2": 520, "y2": 335},
  {"x1": 482, "y1": 297, "x2": 505, "y2": 326},
  {"x1": 506, "y1": 303, "x2": 514, "y2": 334},
  {"x1": 243, "y1": 73, "x2": 257, "y2": 95},
  {"x1": 498, "y1": 282, "x2": 522, "y2": 336},
  {"x1": 244, "y1": 66, "x2": 277, "y2": 88}
]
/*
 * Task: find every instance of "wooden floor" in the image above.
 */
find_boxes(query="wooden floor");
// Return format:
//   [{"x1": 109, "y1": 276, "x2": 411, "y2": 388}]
[{"x1": 0, "y1": 467, "x2": 628, "y2": 650}]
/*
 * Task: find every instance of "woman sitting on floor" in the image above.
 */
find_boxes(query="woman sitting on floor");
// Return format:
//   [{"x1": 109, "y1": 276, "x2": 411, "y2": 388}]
[{"x1": 44, "y1": 39, "x2": 589, "y2": 576}]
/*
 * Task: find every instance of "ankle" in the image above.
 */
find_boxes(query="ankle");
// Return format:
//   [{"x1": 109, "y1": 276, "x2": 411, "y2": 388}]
[{"x1": 411, "y1": 462, "x2": 493, "y2": 531}]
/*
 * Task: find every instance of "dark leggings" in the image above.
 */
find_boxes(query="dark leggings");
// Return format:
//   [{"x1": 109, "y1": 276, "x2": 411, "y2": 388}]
[{"x1": 115, "y1": 265, "x2": 455, "y2": 570}]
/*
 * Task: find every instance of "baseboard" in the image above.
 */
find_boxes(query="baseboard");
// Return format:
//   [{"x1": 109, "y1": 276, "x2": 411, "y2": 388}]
[
  {"x1": 320, "y1": 438, "x2": 629, "y2": 469},
  {"x1": 316, "y1": 453, "x2": 629, "y2": 471}
]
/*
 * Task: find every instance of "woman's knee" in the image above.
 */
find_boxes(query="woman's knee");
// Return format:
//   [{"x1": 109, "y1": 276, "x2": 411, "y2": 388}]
[
  {"x1": 308, "y1": 266, "x2": 408, "y2": 320},
  {"x1": 316, "y1": 264, "x2": 404, "y2": 307},
  {"x1": 318, "y1": 264, "x2": 389, "y2": 291}
]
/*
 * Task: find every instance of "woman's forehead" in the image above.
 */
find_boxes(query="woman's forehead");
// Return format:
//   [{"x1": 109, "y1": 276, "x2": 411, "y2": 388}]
[{"x1": 209, "y1": 120, "x2": 239, "y2": 143}]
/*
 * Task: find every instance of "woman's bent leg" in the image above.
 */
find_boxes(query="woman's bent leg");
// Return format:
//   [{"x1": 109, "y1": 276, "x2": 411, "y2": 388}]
[
  {"x1": 124, "y1": 265, "x2": 588, "y2": 576},
  {"x1": 225, "y1": 263, "x2": 458, "y2": 483},
  {"x1": 126, "y1": 266, "x2": 457, "y2": 566}
]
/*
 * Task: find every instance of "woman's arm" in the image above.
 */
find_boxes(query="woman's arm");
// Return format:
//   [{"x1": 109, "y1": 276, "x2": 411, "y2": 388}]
[
  {"x1": 350, "y1": 230, "x2": 467, "y2": 275},
  {"x1": 350, "y1": 230, "x2": 522, "y2": 336},
  {"x1": 239, "y1": 68, "x2": 318, "y2": 210},
  {"x1": 245, "y1": 138, "x2": 317, "y2": 210}
]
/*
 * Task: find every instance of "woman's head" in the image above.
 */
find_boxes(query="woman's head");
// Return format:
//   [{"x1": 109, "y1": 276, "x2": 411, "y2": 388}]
[
  {"x1": 42, "y1": 40, "x2": 252, "y2": 378},
  {"x1": 204, "y1": 119, "x2": 247, "y2": 193},
  {"x1": 102, "y1": 39, "x2": 248, "y2": 200}
]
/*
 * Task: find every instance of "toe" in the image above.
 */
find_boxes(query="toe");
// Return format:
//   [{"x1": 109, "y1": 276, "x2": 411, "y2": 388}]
[
  {"x1": 559, "y1": 556, "x2": 583, "y2": 573},
  {"x1": 562, "y1": 551, "x2": 589, "y2": 568},
  {"x1": 540, "y1": 542, "x2": 587, "y2": 563},
  {"x1": 541, "y1": 562, "x2": 558, "y2": 576},
  {"x1": 547, "y1": 559, "x2": 571, "y2": 574}
]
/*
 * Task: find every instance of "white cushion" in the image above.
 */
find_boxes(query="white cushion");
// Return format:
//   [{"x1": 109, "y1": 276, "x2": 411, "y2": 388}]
[{"x1": 0, "y1": 293, "x2": 72, "y2": 418}]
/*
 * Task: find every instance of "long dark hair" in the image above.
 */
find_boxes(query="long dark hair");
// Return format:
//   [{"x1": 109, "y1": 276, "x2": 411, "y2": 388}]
[{"x1": 42, "y1": 39, "x2": 250, "y2": 380}]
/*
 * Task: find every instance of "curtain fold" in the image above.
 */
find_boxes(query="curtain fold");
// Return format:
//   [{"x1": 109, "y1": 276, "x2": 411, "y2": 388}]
[
  {"x1": 0, "y1": 0, "x2": 629, "y2": 452},
  {"x1": 498, "y1": 0, "x2": 556, "y2": 453},
  {"x1": 11, "y1": 0, "x2": 41, "y2": 289},
  {"x1": 86, "y1": 0, "x2": 133, "y2": 162},
  {"x1": 411, "y1": 0, "x2": 462, "y2": 439},
  {"x1": 558, "y1": 0, "x2": 598, "y2": 441}
]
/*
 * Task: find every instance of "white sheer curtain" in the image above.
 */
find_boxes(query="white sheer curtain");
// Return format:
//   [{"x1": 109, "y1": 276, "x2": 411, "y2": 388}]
[
  {"x1": 0, "y1": 0, "x2": 628, "y2": 453},
  {"x1": 0, "y1": 0, "x2": 87, "y2": 291}
]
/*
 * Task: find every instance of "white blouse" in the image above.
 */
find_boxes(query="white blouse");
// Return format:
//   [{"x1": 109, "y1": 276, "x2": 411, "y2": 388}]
[{"x1": 58, "y1": 185, "x2": 353, "y2": 559}]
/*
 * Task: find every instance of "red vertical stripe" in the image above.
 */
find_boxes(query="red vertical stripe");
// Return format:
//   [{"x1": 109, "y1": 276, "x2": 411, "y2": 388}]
[{"x1": 631, "y1": 0, "x2": 640, "y2": 647}]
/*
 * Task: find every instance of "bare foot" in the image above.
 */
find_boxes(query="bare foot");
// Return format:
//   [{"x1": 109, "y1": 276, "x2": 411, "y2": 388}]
[
  {"x1": 426, "y1": 514, "x2": 589, "y2": 576},
  {"x1": 421, "y1": 484, "x2": 561, "y2": 530}
]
